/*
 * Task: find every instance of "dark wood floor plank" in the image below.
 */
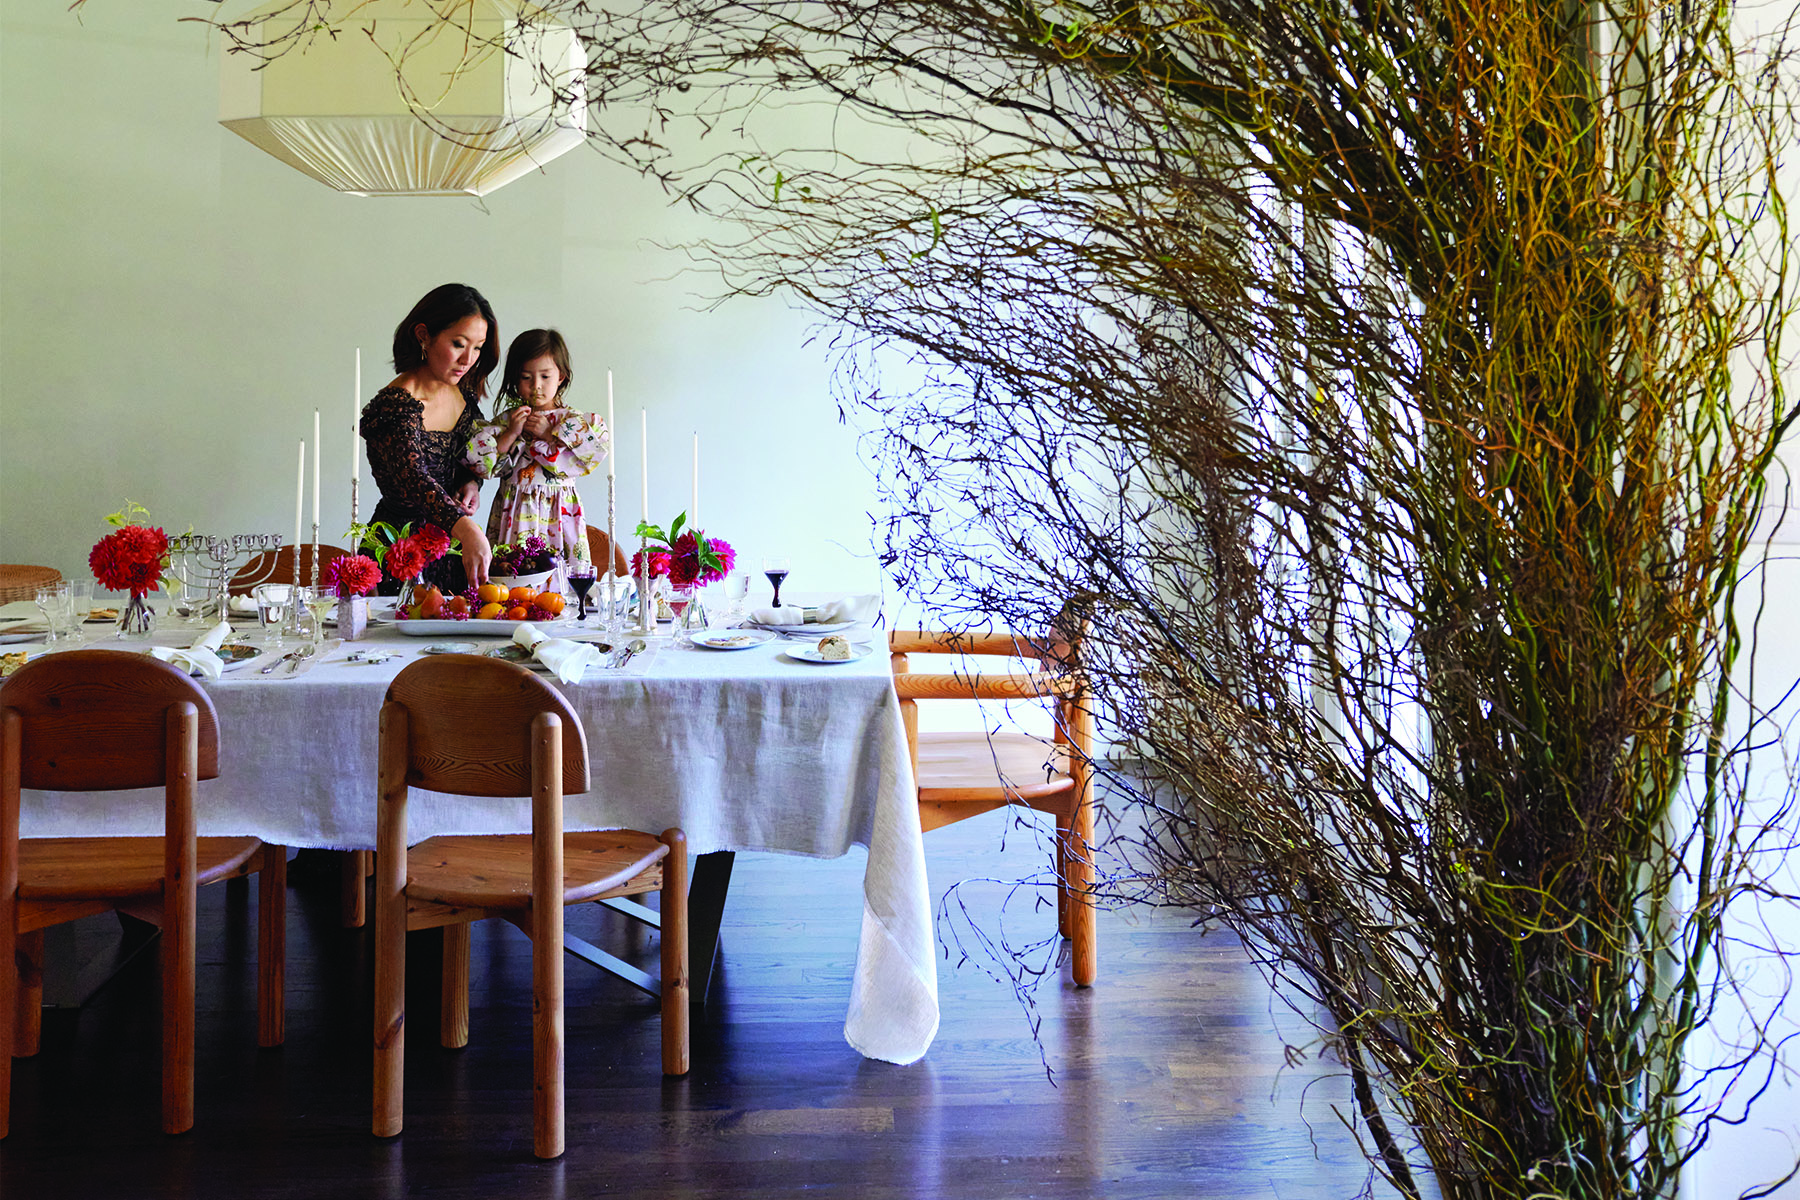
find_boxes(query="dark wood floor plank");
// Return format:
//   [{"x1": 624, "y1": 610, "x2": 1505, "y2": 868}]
[{"x1": 2, "y1": 811, "x2": 1415, "y2": 1199}]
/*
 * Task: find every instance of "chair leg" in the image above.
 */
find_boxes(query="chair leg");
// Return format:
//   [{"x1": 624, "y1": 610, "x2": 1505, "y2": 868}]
[
  {"x1": 660, "y1": 829, "x2": 690, "y2": 1077},
  {"x1": 530, "y1": 712, "x2": 565, "y2": 1160},
  {"x1": 1066, "y1": 804, "x2": 1096, "y2": 989},
  {"x1": 257, "y1": 846, "x2": 287, "y2": 1048},
  {"x1": 372, "y1": 856, "x2": 406, "y2": 1139},
  {"x1": 1055, "y1": 815, "x2": 1072, "y2": 939},
  {"x1": 163, "y1": 871, "x2": 197, "y2": 1135},
  {"x1": 13, "y1": 929, "x2": 43, "y2": 1059},
  {"x1": 440, "y1": 924, "x2": 470, "y2": 1049},
  {"x1": 341, "y1": 850, "x2": 370, "y2": 928},
  {"x1": 0, "y1": 922, "x2": 18, "y2": 1141}
]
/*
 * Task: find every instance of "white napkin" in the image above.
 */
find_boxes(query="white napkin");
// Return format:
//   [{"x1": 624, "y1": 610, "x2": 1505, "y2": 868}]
[
  {"x1": 228, "y1": 594, "x2": 259, "y2": 616},
  {"x1": 748, "y1": 594, "x2": 882, "y2": 627},
  {"x1": 146, "y1": 620, "x2": 231, "y2": 680},
  {"x1": 513, "y1": 623, "x2": 601, "y2": 685}
]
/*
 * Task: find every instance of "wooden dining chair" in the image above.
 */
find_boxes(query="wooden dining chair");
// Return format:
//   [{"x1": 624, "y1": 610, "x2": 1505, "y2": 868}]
[
  {"x1": 0, "y1": 651, "x2": 286, "y2": 1138},
  {"x1": 583, "y1": 525, "x2": 631, "y2": 578},
  {"x1": 889, "y1": 629, "x2": 1098, "y2": 986},
  {"x1": 227, "y1": 544, "x2": 351, "y2": 594},
  {"x1": 374, "y1": 654, "x2": 688, "y2": 1159}
]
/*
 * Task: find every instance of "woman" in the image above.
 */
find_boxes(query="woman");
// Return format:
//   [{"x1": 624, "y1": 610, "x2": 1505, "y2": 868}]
[{"x1": 360, "y1": 283, "x2": 498, "y2": 592}]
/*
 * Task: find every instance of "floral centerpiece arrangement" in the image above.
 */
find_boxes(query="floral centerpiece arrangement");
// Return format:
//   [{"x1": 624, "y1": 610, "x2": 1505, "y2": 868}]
[
  {"x1": 343, "y1": 520, "x2": 463, "y2": 623},
  {"x1": 632, "y1": 513, "x2": 734, "y2": 591},
  {"x1": 89, "y1": 500, "x2": 174, "y2": 635},
  {"x1": 321, "y1": 552, "x2": 383, "y2": 640}
]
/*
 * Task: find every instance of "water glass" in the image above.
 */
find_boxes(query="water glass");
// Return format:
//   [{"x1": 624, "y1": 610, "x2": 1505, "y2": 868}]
[
  {"x1": 723, "y1": 570, "x2": 751, "y2": 622},
  {"x1": 35, "y1": 581, "x2": 76, "y2": 645},
  {"x1": 254, "y1": 583, "x2": 292, "y2": 648}
]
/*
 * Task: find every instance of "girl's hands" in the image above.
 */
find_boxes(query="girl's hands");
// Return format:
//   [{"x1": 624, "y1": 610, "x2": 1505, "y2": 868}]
[
  {"x1": 523, "y1": 410, "x2": 553, "y2": 438},
  {"x1": 505, "y1": 406, "x2": 531, "y2": 433},
  {"x1": 453, "y1": 516, "x2": 491, "y2": 585},
  {"x1": 456, "y1": 480, "x2": 481, "y2": 515}
]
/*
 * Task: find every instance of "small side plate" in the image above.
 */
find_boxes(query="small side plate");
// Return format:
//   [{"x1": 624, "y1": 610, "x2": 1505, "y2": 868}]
[
  {"x1": 421, "y1": 642, "x2": 481, "y2": 655},
  {"x1": 216, "y1": 644, "x2": 260, "y2": 665},
  {"x1": 690, "y1": 629, "x2": 776, "y2": 651},
  {"x1": 785, "y1": 643, "x2": 876, "y2": 664}
]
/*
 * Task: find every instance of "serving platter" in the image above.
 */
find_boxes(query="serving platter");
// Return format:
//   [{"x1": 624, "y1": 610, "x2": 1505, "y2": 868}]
[{"x1": 390, "y1": 618, "x2": 576, "y2": 638}]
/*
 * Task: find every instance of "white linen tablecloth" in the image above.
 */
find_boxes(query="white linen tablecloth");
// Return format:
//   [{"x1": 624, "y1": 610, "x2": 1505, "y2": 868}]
[{"x1": 10, "y1": 613, "x2": 937, "y2": 1064}]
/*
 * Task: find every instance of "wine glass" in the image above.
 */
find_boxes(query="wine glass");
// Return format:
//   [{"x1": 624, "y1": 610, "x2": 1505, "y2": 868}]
[
  {"x1": 568, "y1": 570, "x2": 597, "y2": 622},
  {"x1": 298, "y1": 586, "x2": 336, "y2": 655},
  {"x1": 35, "y1": 581, "x2": 74, "y2": 646},
  {"x1": 253, "y1": 583, "x2": 291, "y2": 649},
  {"x1": 762, "y1": 556, "x2": 791, "y2": 608},
  {"x1": 723, "y1": 570, "x2": 751, "y2": 623}
]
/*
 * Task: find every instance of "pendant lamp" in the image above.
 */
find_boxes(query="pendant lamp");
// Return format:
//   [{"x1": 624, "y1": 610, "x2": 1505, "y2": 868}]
[{"x1": 219, "y1": 0, "x2": 586, "y2": 197}]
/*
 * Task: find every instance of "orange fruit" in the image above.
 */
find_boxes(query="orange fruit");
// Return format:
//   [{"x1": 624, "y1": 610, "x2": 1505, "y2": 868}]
[
  {"x1": 477, "y1": 582, "x2": 507, "y2": 605},
  {"x1": 505, "y1": 605, "x2": 529, "y2": 621},
  {"x1": 508, "y1": 586, "x2": 537, "y2": 605},
  {"x1": 477, "y1": 602, "x2": 506, "y2": 620},
  {"x1": 538, "y1": 592, "x2": 565, "y2": 616}
]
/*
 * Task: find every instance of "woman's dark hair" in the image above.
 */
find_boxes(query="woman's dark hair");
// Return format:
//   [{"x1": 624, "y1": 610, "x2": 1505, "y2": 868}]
[
  {"x1": 498, "y1": 328, "x2": 575, "y2": 405},
  {"x1": 391, "y1": 283, "x2": 500, "y2": 399}
]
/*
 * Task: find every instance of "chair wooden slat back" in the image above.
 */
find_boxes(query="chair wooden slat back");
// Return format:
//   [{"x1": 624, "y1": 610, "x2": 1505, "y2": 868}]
[
  {"x1": 228, "y1": 545, "x2": 351, "y2": 595},
  {"x1": 583, "y1": 526, "x2": 631, "y2": 577},
  {"x1": 384, "y1": 656, "x2": 588, "y2": 797},
  {"x1": 0, "y1": 651, "x2": 219, "y2": 791}
]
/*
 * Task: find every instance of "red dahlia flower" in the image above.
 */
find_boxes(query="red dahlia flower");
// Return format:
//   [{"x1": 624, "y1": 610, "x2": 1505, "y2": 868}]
[
  {"x1": 383, "y1": 537, "x2": 427, "y2": 581},
  {"x1": 324, "y1": 554, "x2": 383, "y2": 598}
]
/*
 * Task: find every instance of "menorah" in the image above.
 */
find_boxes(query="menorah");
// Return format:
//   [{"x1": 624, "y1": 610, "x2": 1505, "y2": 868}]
[{"x1": 166, "y1": 532, "x2": 284, "y2": 624}]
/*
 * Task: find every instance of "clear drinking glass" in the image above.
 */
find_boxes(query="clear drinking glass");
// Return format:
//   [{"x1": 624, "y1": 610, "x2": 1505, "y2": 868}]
[
  {"x1": 35, "y1": 581, "x2": 75, "y2": 645},
  {"x1": 67, "y1": 581, "x2": 94, "y2": 644},
  {"x1": 724, "y1": 570, "x2": 751, "y2": 623},
  {"x1": 253, "y1": 583, "x2": 292, "y2": 649},
  {"x1": 298, "y1": 586, "x2": 336, "y2": 654}
]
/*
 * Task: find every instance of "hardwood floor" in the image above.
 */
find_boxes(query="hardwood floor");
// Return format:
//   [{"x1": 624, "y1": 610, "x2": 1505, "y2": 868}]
[{"x1": 3, "y1": 812, "x2": 1408, "y2": 1199}]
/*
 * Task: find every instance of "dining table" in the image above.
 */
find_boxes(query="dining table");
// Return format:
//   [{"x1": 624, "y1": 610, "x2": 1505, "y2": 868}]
[{"x1": 2, "y1": 602, "x2": 939, "y2": 1066}]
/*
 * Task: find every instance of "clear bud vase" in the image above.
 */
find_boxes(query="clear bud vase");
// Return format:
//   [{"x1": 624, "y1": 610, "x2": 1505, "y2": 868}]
[
  {"x1": 393, "y1": 574, "x2": 424, "y2": 617},
  {"x1": 116, "y1": 591, "x2": 155, "y2": 639}
]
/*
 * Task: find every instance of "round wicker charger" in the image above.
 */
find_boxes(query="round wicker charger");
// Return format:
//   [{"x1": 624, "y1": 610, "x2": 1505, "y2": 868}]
[{"x1": 0, "y1": 564, "x2": 64, "y2": 604}]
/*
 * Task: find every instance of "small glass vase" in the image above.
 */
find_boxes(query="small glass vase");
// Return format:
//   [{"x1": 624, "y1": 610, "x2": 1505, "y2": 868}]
[
  {"x1": 337, "y1": 594, "x2": 370, "y2": 641},
  {"x1": 116, "y1": 591, "x2": 155, "y2": 639},
  {"x1": 393, "y1": 574, "x2": 425, "y2": 617}
]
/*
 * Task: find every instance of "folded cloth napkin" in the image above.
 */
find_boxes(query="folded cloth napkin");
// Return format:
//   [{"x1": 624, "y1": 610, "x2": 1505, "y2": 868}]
[
  {"x1": 748, "y1": 594, "x2": 883, "y2": 627},
  {"x1": 227, "y1": 594, "x2": 260, "y2": 616},
  {"x1": 145, "y1": 620, "x2": 231, "y2": 680},
  {"x1": 513, "y1": 623, "x2": 601, "y2": 685}
]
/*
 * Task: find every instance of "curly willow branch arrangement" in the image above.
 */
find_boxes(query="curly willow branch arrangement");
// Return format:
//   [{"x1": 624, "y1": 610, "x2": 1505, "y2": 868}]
[{"x1": 198, "y1": 1, "x2": 1800, "y2": 1195}]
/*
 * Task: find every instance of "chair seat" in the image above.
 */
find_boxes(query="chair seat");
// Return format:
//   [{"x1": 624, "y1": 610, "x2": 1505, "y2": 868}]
[
  {"x1": 915, "y1": 731, "x2": 1075, "y2": 805},
  {"x1": 407, "y1": 830, "x2": 669, "y2": 909},
  {"x1": 18, "y1": 836, "x2": 263, "y2": 900}
]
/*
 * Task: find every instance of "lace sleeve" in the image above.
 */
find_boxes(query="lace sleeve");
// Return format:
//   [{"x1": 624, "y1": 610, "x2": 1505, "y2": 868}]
[{"x1": 360, "y1": 387, "x2": 464, "y2": 530}]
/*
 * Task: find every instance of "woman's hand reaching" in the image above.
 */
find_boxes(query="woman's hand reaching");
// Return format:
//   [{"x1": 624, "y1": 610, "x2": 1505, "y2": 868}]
[
  {"x1": 456, "y1": 479, "x2": 481, "y2": 515},
  {"x1": 453, "y1": 516, "x2": 491, "y2": 585}
]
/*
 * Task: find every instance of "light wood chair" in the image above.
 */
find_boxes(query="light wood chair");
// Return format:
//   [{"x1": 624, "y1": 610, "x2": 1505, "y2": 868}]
[
  {"x1": 227, "y1": 544, "x2": 351, "y2": 594},
  {"x1": 889, "y1": 629, "x2": 1098, "y2": 986},
  {"x1": 0, "y1": 651, "x2": 286, "y2": 1138},
  {"x1": 374, "y1": 654, "x2": 688, "y2": 1159},
  {"x1": 583, "y1": 525, "x2": 632, "y2": 578}
]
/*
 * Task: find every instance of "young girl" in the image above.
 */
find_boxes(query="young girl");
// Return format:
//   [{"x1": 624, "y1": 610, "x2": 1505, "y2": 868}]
[{"x1": 465, "y1": 328, "x2": 608, "y2": 590}]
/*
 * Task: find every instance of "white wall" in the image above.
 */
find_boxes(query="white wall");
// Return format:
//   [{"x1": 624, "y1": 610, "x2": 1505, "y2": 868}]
[{"x1": 0, "y1": 1, "x2": 886, "y2": 604}]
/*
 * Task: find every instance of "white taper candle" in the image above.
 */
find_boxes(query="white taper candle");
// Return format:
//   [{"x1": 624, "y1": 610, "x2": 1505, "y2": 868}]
[{"x1": 294, "y1": 440, "x2": 306, "y2": 553}]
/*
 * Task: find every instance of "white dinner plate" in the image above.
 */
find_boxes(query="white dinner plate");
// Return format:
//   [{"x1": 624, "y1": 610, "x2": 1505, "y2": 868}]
[
  {"x1": 420, "y1": 642, "x2": 481, "y2": 655},
  {"x1": 0, "y1": 629, "x2": 45, "y2": 645},
  {"x1": 785, "y1": 643, "x2": 876, "y2": 665},
  {"x1": 690, "y1": 629, "x2": 776, "y2": 651}
]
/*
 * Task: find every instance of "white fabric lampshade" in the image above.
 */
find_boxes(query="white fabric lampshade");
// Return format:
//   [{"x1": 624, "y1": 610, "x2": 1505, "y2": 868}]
[{"x1": 220, "y1": 0, "x2": 587, "y2": 197}]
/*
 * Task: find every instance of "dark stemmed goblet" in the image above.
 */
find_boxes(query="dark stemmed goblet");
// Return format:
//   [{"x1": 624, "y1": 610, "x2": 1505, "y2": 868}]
[
  {"x1": 763, "y1": 556, "x2": 791, "y2": 608},
  {"x1": 569, "y1": 570, "x2": 597, "y2": 622}
]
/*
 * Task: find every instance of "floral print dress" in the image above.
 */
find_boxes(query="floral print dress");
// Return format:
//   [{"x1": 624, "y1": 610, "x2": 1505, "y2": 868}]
[{"x1": 466, "y1": 404, "x2": 609, "y2": 590}]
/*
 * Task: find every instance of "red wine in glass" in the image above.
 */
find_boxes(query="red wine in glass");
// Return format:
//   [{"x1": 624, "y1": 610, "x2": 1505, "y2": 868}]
[
  {"x1": 762, "y1": 556, "x2": 791, "y2": 607},
  {"x1": 569, "y1": 572, "x2": 596, "y2": 621}
]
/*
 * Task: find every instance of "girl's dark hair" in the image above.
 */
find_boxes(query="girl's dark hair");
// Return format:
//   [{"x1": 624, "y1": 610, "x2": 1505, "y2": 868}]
[
  {"x1": 498, "y1": 328, "x2": 575, "y2": 405},
  {"x1": 391, "y1": 283, "x2": 500, "y2": 399}
]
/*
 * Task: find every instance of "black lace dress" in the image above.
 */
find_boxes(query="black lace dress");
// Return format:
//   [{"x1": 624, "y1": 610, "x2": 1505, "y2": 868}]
[{"x1": 360, "y1": 384, "x2": 482, "y2": 595}]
